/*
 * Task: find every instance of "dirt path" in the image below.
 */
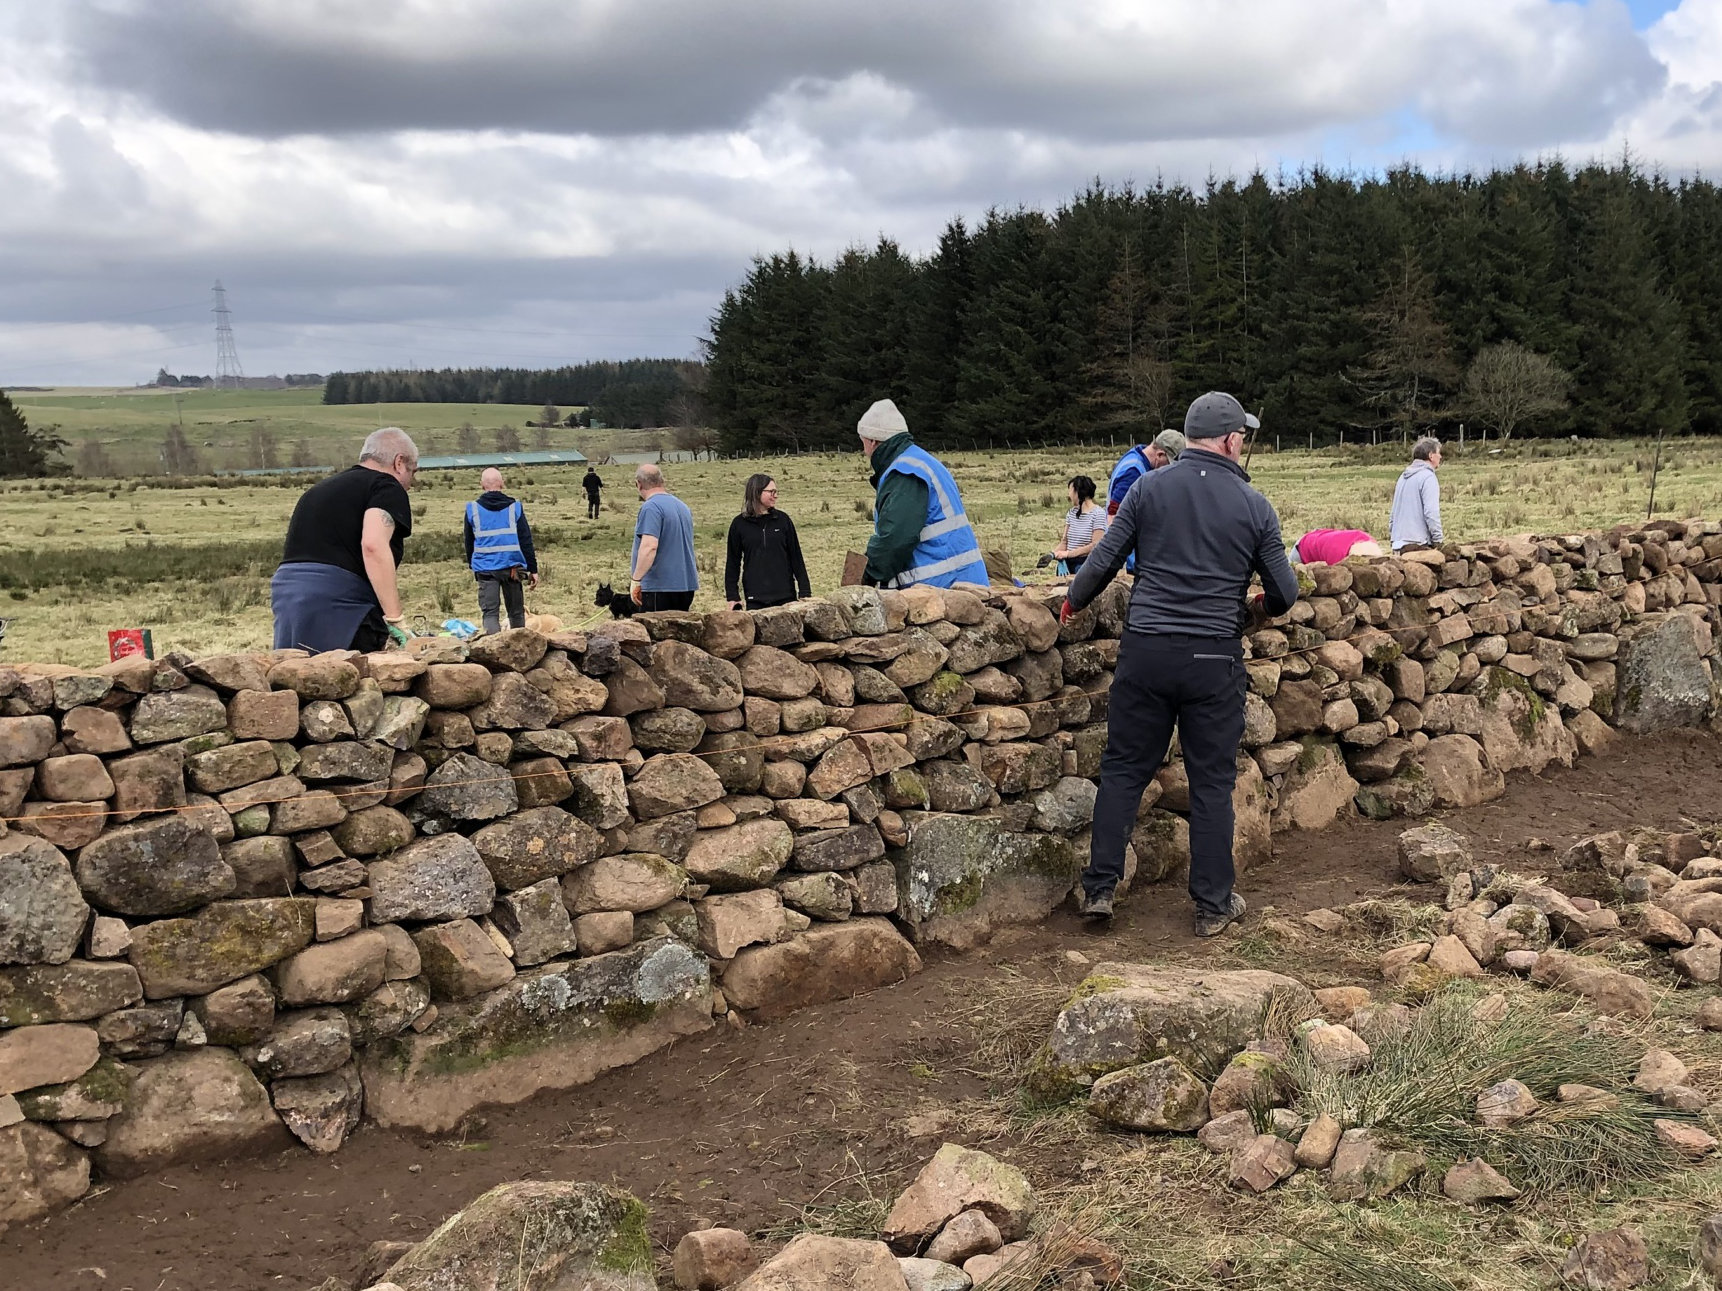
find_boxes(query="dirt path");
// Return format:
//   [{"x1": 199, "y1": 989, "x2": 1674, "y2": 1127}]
[{"x1": 4, "y1": 729, "x2": 1716, "y2": 1291}]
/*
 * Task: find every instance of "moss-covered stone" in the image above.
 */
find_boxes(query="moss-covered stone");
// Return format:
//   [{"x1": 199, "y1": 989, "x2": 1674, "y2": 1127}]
[
  {"x1": 384, "y1": 1180, "x2": 653, "y2": 1290},
  {"x1": 359, "y1": 938, "x2": 711, "y2": 1133},
  {"x1": 891, "y1": 812, "x2": 1078, "y2": 950}
]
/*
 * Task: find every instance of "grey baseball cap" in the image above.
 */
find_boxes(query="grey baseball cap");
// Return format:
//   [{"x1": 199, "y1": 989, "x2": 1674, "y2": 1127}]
[
  {"x1": 1151, "y1": 429, "x2": 1185, "y2": 458},
  {"x1": 1183, "y1": 391, "x2": 1259, "y2": 438}
]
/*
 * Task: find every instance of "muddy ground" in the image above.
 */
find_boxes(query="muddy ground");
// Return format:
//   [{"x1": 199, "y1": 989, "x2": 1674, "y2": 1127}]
[{"x1": 3, "y1": 728, "x2": 1716, "y2": 1291}]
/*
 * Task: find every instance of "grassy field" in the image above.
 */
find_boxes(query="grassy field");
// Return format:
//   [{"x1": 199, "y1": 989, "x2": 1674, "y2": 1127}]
[
  {"x1": 2, "y1": 432, "x2": 1720, "y2": 666},
  {"x1": 5, "y1": 386, "x2": 636, "y2": 475}
]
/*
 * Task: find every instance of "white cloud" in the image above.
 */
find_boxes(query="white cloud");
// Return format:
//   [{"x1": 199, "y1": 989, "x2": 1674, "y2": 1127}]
[{"x1": 0, "y1": 1, "x2": 1716, "y2": 384}]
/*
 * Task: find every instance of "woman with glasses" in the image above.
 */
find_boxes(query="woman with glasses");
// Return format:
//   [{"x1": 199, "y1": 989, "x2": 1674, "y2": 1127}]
[{"x1": 724, "y1": 474, "x2": 811, "y2": 610}]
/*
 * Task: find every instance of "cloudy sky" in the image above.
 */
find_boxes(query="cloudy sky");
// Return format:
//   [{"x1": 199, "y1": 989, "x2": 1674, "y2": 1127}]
[{"x1": 5, "y1": 0, "x2": 1722, "y2": 386}]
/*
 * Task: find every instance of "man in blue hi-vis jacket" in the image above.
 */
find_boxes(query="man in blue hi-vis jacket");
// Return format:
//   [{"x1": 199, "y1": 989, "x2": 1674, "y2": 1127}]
[{"x1": 464, "y1": 467, "x2": 540, "y2": 633}]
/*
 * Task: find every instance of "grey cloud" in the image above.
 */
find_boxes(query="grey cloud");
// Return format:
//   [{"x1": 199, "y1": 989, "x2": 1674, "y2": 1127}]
[
  {"x1": 1417, "y1": 0, "x2": 1664, "y2": 147},
  {"x1": 47, "y1": 0, "x2": 1662, "y2": 149}
]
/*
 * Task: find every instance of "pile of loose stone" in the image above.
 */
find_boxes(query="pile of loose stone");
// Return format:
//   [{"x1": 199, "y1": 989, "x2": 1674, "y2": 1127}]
[
  {"x1": 313, "y1": 1143, "x2": 1111, "y2": 1291},
  {"x1": 1022, "y1": 821, "x2": 1722, "y2": 1209}
]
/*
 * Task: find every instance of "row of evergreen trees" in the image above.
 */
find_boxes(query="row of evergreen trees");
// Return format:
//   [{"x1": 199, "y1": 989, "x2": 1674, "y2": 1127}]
[
  {"x1": 703, "y1": 160, "x2": 1719, "y2": 453},
  {"x1": 322, "y1": 359, "x2": 701, "y2": 429}
]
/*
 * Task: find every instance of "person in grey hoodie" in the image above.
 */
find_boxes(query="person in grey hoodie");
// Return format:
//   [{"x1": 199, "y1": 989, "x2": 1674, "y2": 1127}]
[{"x1": 1390, "y1": 437, "x2": 1444, "y2": 551}]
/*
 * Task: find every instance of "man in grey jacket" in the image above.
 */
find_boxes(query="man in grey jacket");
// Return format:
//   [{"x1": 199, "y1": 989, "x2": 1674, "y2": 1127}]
[
  {"x1": 1062, "y1": 391, "x2": 1299, "y2": 936},
  {"x1": 1390, "y1": 437, "x2": 1444, "y2": 551}
]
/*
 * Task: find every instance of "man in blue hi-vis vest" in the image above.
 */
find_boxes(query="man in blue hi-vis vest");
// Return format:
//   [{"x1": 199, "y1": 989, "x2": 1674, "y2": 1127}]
[
  {"x1": 857, "y1": 399, "x2": 991, "y2": 590},
  {"x1": 463, "y1": 467, "x2": 539, "y2": 633}
]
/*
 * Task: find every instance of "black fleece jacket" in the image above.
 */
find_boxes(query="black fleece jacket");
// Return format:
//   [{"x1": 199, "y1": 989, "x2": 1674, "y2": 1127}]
[
  {"x1": 1067, "y1": 447, "x2": 1298, "y2": 637},
  {"x1": 462, "y1": 490, "x2": 538, "y2": 579},
  {"x1": 725, "y1": 508, "x2": 811, "y2": 606}
]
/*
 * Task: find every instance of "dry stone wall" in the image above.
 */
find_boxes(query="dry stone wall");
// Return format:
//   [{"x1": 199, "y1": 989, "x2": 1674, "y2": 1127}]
[{"x1": 3, "y1": 518, "x2": 1722, "y2": 1223}]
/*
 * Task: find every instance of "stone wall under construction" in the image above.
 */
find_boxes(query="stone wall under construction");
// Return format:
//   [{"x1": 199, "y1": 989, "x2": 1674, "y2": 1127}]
[{"x1": 2, "y1": 517, "x2": 1721, "y2": 1224}]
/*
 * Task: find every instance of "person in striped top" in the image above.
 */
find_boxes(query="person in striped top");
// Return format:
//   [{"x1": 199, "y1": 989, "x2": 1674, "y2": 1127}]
[{"x1": 1054, "y1": 475, "x2": 1107, "y2": 574}]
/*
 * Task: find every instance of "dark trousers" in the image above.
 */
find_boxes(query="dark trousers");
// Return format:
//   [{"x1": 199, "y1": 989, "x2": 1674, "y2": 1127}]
[
  {"x1": 586, "y1": 494, "x2": 601, "y2": 518},
  {"x1": 350, "y1": 608, "x2": 388, "y2": 652},
  {"x1": 477, "y1": 574, "x2": 526, "y2": 634},
  {"x1": 641, "y1": 589, "x2": 695, "y2": 612},
  {"x1": 1086, "y1": 632, "x2": 1247, "y2": 916}
]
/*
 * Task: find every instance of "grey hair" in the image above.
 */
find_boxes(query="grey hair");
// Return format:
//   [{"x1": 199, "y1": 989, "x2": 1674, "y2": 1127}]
[
  {"x1": 359, "y1": 427, "x2": 419, "y2": 465},
  {"x1": 1412, "y1": 436, "x2": 1441, "y2": 461},
  {"x1": 634, "y1": 463, "x2": 664, "y2": 489}
]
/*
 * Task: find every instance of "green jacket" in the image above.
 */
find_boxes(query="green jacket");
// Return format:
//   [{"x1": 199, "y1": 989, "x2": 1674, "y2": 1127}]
[{"x1": 864, "y1": 432, "x2": 930, "y2": 585}]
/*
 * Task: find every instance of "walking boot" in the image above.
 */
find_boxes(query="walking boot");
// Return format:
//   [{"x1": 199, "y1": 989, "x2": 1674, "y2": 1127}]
[{"x1": 1194, "y1": 892, "x2": 1246, "y2": 938}]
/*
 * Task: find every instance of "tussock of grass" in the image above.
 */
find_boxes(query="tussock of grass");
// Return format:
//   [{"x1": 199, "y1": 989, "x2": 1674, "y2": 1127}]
[{"x1": 1286, "y1": 986, "x2": 1682, "y2": 1194}]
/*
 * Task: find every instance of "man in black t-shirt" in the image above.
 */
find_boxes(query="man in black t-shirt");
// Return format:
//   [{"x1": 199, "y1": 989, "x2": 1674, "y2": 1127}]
[
  {"x1": 271, "y1": 427, "x2": 419, "y2": 652},
  {"x1": 582, "y1": 467, "x2": 603, "y2": 519}
]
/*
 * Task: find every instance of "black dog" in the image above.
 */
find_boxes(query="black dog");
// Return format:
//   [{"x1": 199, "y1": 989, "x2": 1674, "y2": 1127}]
[{"x1": 594, "y1": 583, "x2": 638, "y2": 618}]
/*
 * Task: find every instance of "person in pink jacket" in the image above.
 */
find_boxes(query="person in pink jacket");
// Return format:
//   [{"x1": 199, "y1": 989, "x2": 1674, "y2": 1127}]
[{"x1": 1293, "y1": 528, "x2": 1382, "y2": 565}]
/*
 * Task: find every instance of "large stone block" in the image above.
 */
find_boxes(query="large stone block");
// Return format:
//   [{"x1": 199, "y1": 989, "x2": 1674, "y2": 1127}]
[
  {"x1": 1026, "y1": 962, "x2": 1315, "y2": 1102},
  {"x1": 129, "y1": 684, "x2": 227, "y2": 744},
  {"x1": 683, "y1": 819, "x2": 794, "y2": 892},
  {"x1": 383, "y1": 1180, "x2": 652, "y2": 1291},
  {"x1": 0, "y1": 835, "x2": 89, "y2": 966},
  {"x1": 75, "y1": 817, "x2": 235, "y2": 917},
  {"x1": 627, "y1": 754, "x2": 725, "y2": 819},
  {"x1": 273, "y1": 929, "x2": 390, "y2": 1006},
  {"x1": 0, "y1": 1121, "x2": 91, "y2": 1226},
  {"x1": 471, "y1": 805, "x2": 602, "y2": 890},
  {"x1": 653, "y1": 641, "x2": 745, "y2": 711},
  {"x1": 1614, "y1": 613, "x2": 1715, "y2": 733},
  {"x1": 126, "y1": 898, "x2": 316, "y2": 998},
  {"x1": 0, "y1": 960, "x2": 140, "y2": 1026},
  {"x1": 721, "y1": 919, "x2": 921, "y2": 1020},
  {"x1": 95, "y1": 1047, "x2": 289, "y2": 1179},
  {"x1": 367, "y1": 834, "x2": 497, "y2": 924},
  {"x1": 0, "y1": 1022, "x2": 100, "y2": 1095},
  {"x1": 892, "y1": 813, "x2": 1079, "y2": 951},
  {"x1": 360, "y1": 938, "x2": 711, "y2": 1132}
]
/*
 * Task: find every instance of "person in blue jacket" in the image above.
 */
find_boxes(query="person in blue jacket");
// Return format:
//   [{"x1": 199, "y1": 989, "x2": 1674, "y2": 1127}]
[
  {"x1": 463, "y1": 467, "x2": 539, "y2": 634},
  {"x1": 857, "y1": 398, "x2": 991, "y2": 590},
  {"x1": 1105, "y1": 429, "x2": 1185, "y2": 573}
]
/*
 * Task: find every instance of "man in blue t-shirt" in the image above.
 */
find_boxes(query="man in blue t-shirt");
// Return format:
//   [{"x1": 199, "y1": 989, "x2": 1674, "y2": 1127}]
[{"x1": 628, "y1": 463, "x2": 699, "y2": 611}]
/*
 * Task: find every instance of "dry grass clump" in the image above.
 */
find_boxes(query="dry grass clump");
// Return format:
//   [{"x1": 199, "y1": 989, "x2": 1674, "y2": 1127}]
[{"x1": 1284, "y1": 985, "x2": 1682, "y2": 1195}]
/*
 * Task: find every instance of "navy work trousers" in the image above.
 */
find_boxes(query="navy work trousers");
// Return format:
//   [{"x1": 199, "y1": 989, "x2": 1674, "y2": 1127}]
[{"x1": 1084, "y1": 632, "x2": 1247, "y2": 917}]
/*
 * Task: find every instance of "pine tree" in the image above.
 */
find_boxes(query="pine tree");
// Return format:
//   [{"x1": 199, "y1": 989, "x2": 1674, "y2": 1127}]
[
  {"x1": 1566, "y1": 165, "x2": 1688, "y2": 437},
  {"x1": 0, "y1": 394, "x2": 67, "y2": 477},
  {"x1": 1347, "y1": 246, "x2": 1459, "y2": 434},
  {"x1": 1081, "y1": 236, "x2": 1174, "y2": 438}
]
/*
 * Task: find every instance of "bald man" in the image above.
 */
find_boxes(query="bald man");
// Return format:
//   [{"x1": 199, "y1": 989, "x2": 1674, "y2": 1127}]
[
  {"x1": 272, "y1": 427, "x2": 419, "y2": 651},
  {"x1": 464, "y1": 466, "x2": 539, "y2": 634}
]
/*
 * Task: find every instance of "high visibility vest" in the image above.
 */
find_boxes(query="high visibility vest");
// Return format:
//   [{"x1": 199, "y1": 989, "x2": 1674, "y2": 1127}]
[
  {"x1": 1107, "y1": 446, "x2": 1153, "y2": 511},
  {"x1": 877, "y1": 445, "x2": 990, "y2": 589},
  {"x1": 1106, "y1": 445, "x2": 1154, "y2": 573},
  {"x1": 467, "y1": 500, "x2": 524, "y2": 573}
]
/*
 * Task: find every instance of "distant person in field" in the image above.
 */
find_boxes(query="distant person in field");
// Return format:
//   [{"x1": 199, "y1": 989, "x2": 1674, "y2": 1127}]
[
  {"x1": 1390, "y1": 436, "x2": 1445, "y2": 552},
  {"x1": 463, "y1": 467, "x2": 539, "y2": 634},
  {"x1": 628, "y1": 463, "x2": 698, "y2": 611},
  {"x1": 582, "y1": 466, "x2": 603, "y2": 519},
  {"x1": 725, "y1": 473, "x2": 811, "y2": 610},
  {"x1": 1050, "y1": 475, "x2": 1107, "y2": 574},
  {"x1": 856, "y1": 398, "x2": 989, "y2": 589},
  {"x1": 271, "y1": 427, "x2": 417, "y2": 652},
  {"x1": 1293, "y1": 529, "x2": 1383, "y2": 565}
]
